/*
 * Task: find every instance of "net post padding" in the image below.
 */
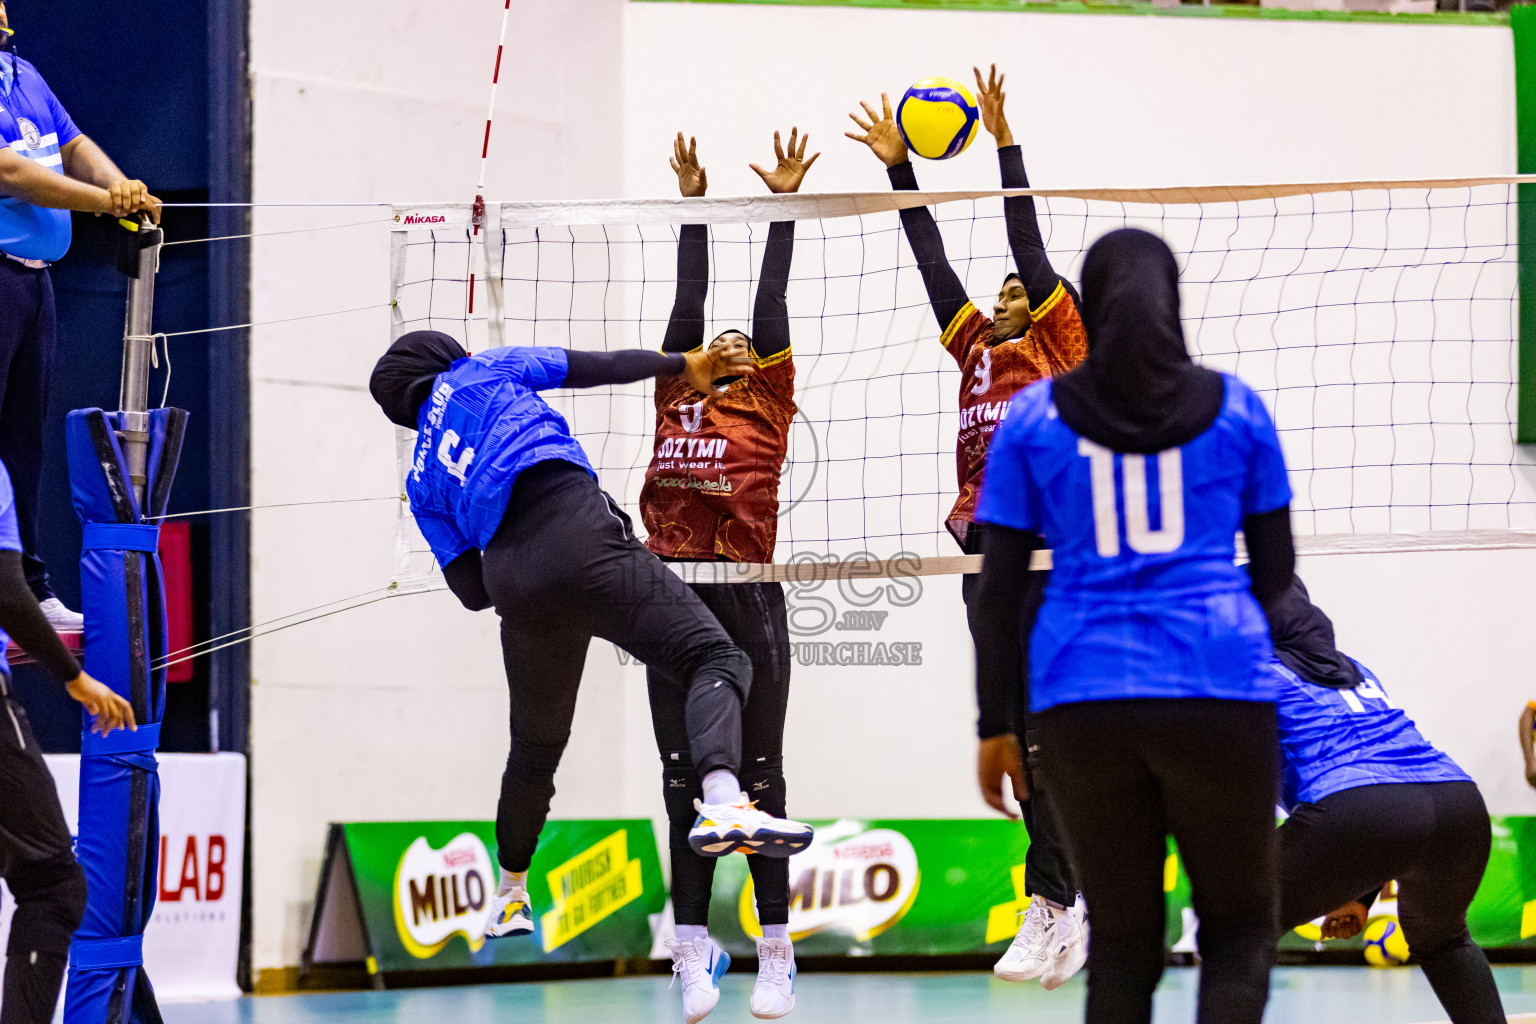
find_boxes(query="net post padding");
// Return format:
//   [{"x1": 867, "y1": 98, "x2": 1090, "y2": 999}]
[{"x1": 63, "y1": 406, "x2": 187, "y2": 1024}]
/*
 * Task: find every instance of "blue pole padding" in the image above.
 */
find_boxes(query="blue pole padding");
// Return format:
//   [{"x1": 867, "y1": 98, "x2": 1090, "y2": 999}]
[{"x1": 62, "y1": 407, "x2": 187, "y2": 1024}]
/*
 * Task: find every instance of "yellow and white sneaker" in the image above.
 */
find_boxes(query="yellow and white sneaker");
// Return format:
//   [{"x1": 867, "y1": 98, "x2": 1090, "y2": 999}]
[
  {"x1": 688, "y1": 796, "x2": 813, "y2": 859},
  {"x1": 485, "y1": 886, "x2": 533, "y2": 938}
]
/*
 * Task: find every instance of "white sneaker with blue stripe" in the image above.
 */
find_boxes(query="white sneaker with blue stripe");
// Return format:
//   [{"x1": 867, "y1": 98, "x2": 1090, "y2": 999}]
[
  {"x1": 750, "y1": 937, "x2": 796, "y2": 1019},
  {"x1": 667, "y1": 936, "x2": 731, "y2": 1024}
]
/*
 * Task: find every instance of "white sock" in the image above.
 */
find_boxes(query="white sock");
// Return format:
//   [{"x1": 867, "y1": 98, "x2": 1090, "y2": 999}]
[
  {"x1": 497, "y1": 868, "x2": 527, "y2": 896},
  {"x1": 676, "y1": 924, "x2": 710, "y2": 946},
  {"x1": 761, "y1": 924, "x2": 789, "y2": 941},
  {"x1": 701, "y1": 769, "x2": 740, "y2": 806}
]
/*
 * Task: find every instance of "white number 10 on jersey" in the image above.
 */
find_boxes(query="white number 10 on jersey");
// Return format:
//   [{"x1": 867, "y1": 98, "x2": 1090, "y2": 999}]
[{"x1": 1079, "y1": 438, "x2": 1185, "y2": 557}]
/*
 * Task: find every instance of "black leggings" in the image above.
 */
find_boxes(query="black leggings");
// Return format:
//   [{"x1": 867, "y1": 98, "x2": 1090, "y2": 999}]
[
  {"x1": 648, "y1": 580, "x2": 792, "y2": 927},
  {"x1": 0, "y1": 689, "x2": 88, "y2": 1024},
  {"x1": 1279, "y1": 781, "x2": 1503, "y2": 1024},
  {"x1": 961, "y1": 558, "x2": 1076, "y2": 906},
  {"x1": 1035, "y1": 698, "x2": 1279, "y2": 1024},
  {"x1": 482, "y1": 461, "x2": 751, "y2": 873}
]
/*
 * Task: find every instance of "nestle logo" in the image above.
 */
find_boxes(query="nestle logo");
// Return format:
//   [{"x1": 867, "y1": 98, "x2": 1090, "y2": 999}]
[
  {"x1": 442, "y1": 848, "x2": 478, "y2": 867},
  {"x1": 401, "y1": 214, "x2": 447, "y2": 225}
]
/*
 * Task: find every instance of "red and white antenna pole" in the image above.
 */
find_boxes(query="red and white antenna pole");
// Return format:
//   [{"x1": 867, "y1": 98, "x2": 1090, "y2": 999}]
[{"x1": 469, "y1": 0, "x2": 513, "y2": 317}]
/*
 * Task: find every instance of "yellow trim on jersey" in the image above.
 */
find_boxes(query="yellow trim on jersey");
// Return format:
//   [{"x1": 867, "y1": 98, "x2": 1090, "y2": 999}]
[
  {"x1": 1029, "y1": 280, "x2": 1067, "y2": 321},
  {"x1": 752, "y1": 345, "x2": 792, "y2": 369},
  {"x1": 940, "y1": 302, "x2": 980, "y2": 349}
]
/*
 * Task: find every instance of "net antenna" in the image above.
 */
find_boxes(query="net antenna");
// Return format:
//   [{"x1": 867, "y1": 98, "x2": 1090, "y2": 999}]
[{"x1": 388, "y1": 177, "x2": 1536, "y2": 588}]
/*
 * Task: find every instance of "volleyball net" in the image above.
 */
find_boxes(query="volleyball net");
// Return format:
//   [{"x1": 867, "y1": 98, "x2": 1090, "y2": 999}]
[{"x1": 384, "y1": 177, "x2": 1536, "y2": 588}]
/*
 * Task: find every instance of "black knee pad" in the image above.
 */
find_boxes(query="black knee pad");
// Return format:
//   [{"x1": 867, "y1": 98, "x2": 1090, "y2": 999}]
[
  {"x1": 6, "y1": 858, "x2": 87, "y2": 958},
  {"x1": 660, "y1": 754, "x2": 702, "y2": 843},
  {"x1": 740, "y1": 755, "x2": 787, "y2": 818}
]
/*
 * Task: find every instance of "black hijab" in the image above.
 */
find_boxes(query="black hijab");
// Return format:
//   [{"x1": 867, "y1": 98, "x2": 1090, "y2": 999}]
[
  {"x1": 1264, "y1": 574, "x2": 1363, "y2": 690},
  {"x1": 1052, "y1": 228, "x2": 1225, "y2": 454},
  {"x1": 369, "y1": 330, "x2": 467, "y2": 429}
]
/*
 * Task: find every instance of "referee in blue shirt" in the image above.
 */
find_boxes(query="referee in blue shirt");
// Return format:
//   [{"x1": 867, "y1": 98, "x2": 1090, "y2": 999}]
[{"x1": 0, "y1": 6, "x2": 160, "y2": 630}]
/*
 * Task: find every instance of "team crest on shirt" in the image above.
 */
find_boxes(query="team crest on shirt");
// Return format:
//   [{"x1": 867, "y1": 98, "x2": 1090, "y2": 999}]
[{"x1": 16, "y1": 117, "x2": 41, "y2": 151}]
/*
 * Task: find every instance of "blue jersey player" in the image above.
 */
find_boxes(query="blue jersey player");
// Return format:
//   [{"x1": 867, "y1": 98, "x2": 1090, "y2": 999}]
[
  {"x1": 973, "y1": 228, "x2": 1296, "y2": 1024},
  {"x1": 1267, "y1": 577, "x2": 1504, "y2": 1024},
  {"x1": 369, "y1": 331, "x2": 814, "y2": 944}
]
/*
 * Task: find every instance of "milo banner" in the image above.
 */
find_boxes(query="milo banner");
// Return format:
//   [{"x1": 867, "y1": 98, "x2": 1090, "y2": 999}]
[
  {"x1": 701, "y1": 818, "x2": 1036, "y2": 957},
  {"x1": 304, "y1": 820, "x2": 666, "y2": 985}
]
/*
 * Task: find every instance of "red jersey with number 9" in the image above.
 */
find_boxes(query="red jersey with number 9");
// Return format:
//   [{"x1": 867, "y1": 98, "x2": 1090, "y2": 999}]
[
  {"x1": 640, "y1": 348, "x2": 795, "y2": 563},
  {"x1": 945, "y1": 281, "x2": 1087, "y2": 546}
]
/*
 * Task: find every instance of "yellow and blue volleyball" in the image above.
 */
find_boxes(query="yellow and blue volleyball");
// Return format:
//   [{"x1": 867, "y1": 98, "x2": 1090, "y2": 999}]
[
  {"x1": 1362, "y1": 916, "x2": 1410, "y2": 967},
  {"x1": 896, "y1": 78, "x2": 979, "y2": 161}
]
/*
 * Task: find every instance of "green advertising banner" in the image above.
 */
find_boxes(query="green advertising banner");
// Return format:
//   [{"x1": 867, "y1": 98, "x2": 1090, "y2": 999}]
[
  {"x1": 305, "y1": 813, "x2": 1536, "y2": 983},
  {"x1": 701, "y1": 816, "x2": 1536, "y2": 960},
  {"x1": 304, "y1": 819, "x2": 666, "y2": 983}
]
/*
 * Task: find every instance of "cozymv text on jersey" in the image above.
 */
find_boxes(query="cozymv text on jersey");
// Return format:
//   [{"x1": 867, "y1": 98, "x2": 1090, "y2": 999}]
[
  {"x1": 976, "y1": 374, "x2": 1292, "y2": 712},
  {"x1": 1272, "y1": 658, "x2": 1470, "y2": 810},
  {"x1": 405, "y1": 347, "x2": 593, "y2": 567}
]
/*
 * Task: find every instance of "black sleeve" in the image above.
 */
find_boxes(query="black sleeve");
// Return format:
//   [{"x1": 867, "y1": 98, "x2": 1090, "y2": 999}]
[
  {"x1": 1243, "y1": 504, "x2": 1296, "y2": 609},
  {"x1": 887, "y1": 161, "x2": 971, "y2": 334},
  {"x1": 751, "y1": 221, "x2": 795, "y2": 359},
  {"x1": 442, "y1": 549, "x2": 491, "y2": 612},
  {"x1": 662, "y1": 224, "x2": 709, "y2": 354},
  {"x1": 999, "y1": 145, "x2": 1063, "y2": 312},
  {"x1": 973, "y1": 525, "x2": 1042, "y2": 739},
  {"x1": 563, "y1": 348, "x2": 685, "y2": 389},
  {"x1": 0, "y1": 550, "x2": 80, "y2": 683}
]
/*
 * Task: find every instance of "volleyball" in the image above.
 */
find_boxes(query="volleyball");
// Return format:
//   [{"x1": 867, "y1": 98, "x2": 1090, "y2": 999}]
[
  {"x1": 896, "y1": 77, "x2": 979, "y2": 160},
  {"x1": 1362, "y1": 917, "x2": 1410, "y2": 967}
]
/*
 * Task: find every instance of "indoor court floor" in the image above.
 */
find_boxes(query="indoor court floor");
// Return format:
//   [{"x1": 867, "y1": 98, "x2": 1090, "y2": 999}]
[{"x1": 160, "y1": 967, "x2": 1536, "y2": 1023}]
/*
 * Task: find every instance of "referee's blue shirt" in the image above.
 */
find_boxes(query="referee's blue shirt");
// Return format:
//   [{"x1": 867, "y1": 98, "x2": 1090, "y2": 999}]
[{"x1": 0, "y1": 54, "x2": 82, "y2": 263}]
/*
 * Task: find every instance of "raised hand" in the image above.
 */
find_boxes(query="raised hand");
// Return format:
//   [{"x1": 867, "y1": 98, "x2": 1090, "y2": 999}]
[
  {"x1": 669, "y1": 133, "x2": 708, "y2": 198},
  {"x1": 750, "y1": 127, "x2": 820, "y2": 195},
  {"x1": 845, "y1": 93, "x2": 909, "y2": 169},
  {"x1": 682, "y1": 346, "x2": 755, "y2": 394},
  {"x1": 974, "y1": 64, "x2": 1013, "y2": 148}
]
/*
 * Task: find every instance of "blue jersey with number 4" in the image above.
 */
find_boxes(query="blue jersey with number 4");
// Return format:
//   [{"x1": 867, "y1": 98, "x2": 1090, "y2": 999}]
[
  {"x1": 977, "y1": 375, "x2": 1292, "y2": 711},
  {"x1": 406, "y1": 346, "x2": 593, "y2": 567},
  {"x1": 1273, "y1": 658, "x2": 1470, "y2": 810}
]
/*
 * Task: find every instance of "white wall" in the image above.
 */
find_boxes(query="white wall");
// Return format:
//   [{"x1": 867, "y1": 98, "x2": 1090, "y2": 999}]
[{"x1": 248, "y1": 0, "x2": 1526, "y2": 972}]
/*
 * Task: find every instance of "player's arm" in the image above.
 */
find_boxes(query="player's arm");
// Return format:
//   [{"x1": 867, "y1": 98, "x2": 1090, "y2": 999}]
[
  {"x1": 749, "y1": 128, "x2": 819, "y2": 360},
  {"x1": 847, "y1": 93, "x2": 972, "y2": 340},
  {"x1": 975, "y1": 64, "x2": 1065, "y2": 316},
  {"x1": 664, "y1": 133, "x2": 709, "y2": 355},
  {"x1": 0, "y1": 549, "x2": 133, "y2": 735},
  {"x1": 476, "y1": 343, "x2": 752, "y2": 394},
  {"x1": 972, "y1": 524, "x2": 1040, "y2": 818},
  {"x1": 1241, "y1": 390, "x2": 1296, "y2": 610},
  {"x1": 1520, "y1": 702, "x2": 1536, "y2": 789}
]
